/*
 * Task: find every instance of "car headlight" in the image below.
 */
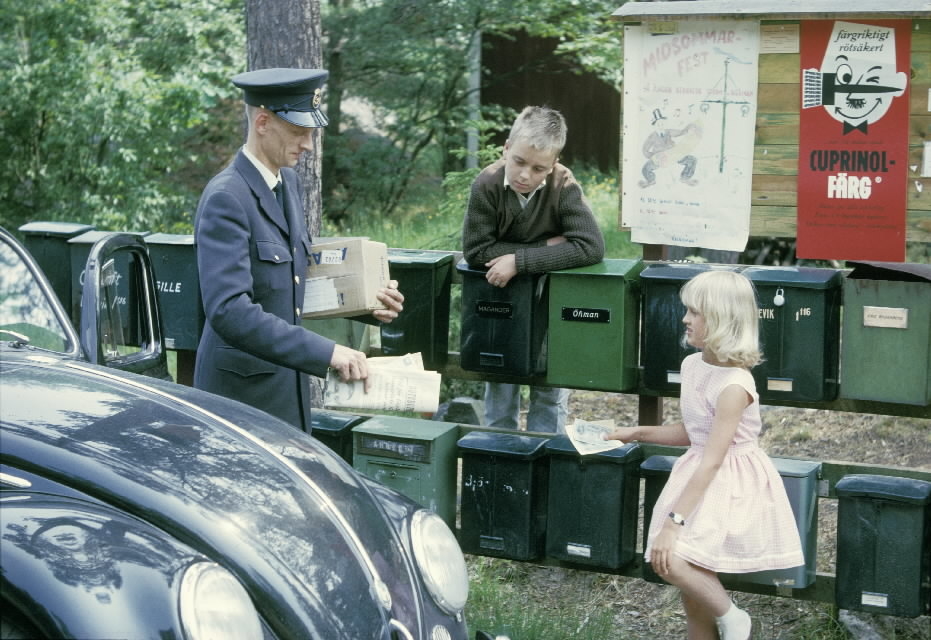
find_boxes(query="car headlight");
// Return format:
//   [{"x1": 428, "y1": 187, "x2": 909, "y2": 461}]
[
  {"x1": 178, "y1": 561, "x2": 263, "y2": 640},
  {"x1": 410, "y1": 509, "x2": 469, "y2": 614}
]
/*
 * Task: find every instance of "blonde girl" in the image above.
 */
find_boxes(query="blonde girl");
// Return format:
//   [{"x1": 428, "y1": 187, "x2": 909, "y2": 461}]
[{"x1": 605, "y1": 270, "x2": 803, "y2": 640}]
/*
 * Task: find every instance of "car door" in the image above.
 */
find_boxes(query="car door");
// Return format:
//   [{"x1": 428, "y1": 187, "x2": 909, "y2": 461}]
[{"x1": 79, "y1": 232, "x2": 170, "y2": 379}]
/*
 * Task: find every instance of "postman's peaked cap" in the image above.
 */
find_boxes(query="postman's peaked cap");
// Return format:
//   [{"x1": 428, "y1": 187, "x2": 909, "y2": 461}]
[{"x1": 232, "y1": 68, "x2": 329, "y2": 128}]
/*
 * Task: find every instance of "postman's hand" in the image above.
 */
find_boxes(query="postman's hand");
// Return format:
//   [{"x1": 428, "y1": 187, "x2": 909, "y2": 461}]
[
  {"x1": 330, "y1": 344, "x2": 371, "y2": 393},
  {"x1": 372, "y1": 279, "x2": 404, "y2": 323}
]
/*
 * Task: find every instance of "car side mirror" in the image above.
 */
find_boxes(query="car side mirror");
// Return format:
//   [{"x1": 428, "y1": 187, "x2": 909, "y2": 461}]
[{"x1": 79, "y1": 232, "x2": 169, "y2": 379}]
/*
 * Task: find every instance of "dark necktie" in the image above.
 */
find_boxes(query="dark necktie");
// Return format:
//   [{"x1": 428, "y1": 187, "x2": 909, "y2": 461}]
[{"x1": 273, "y1": 180, "x2": 284, "y2": 211}]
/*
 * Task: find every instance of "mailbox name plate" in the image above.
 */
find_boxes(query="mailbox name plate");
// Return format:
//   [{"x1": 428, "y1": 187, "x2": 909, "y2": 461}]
[{"x1": 560, "y1": 307, "x2": 611, "y2": 323}]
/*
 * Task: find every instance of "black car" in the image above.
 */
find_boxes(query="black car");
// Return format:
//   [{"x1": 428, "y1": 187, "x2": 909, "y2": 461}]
[{"x1": 0, "y1": 225, "x2": 477, "y2": 640}]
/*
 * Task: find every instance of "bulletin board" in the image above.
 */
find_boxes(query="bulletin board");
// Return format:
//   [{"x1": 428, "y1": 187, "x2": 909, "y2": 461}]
[{"x1": 613, "y1": 0, "x2": 931, "y2": 260}]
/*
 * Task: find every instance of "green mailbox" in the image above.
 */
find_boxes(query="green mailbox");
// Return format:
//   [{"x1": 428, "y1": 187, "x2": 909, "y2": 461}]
[
  {"x1": 835, "y1": 474, "x2": 931, "y2": 618},
  {"x1": 458, "y1": 260, "x2": 548, "y2": 377},
  {"x1": 310, "y1": 409, "x2": 368, "y2": 463},
  {"x1": 380, "y1": 249, "x2": 453, "y2": 369},
  {"x1": 544, "y1": 436, "x2": 642, "y2": 569},
  {"x1": 546, "y1": 259, "x2": 644, "y2": 392},
  {"x1": 145, "y1": 233, "x2": 204, "y2": 352},
  {"x1": 641, "y1": 455, "x2": 820, "y2": 589},
  {"x1": 352, "y1": 416, "x2": 459, "y2": 528},
  {"x1": 724, "y1": 458, "x2": 820, "y2": 589},
  {"x1": 639, "y1": 263, "x2": 741, "y2": 394},
  {"x1": 457, "y1": 431, "x2": 550, "y2": 561},
  {"x1": 840, "y1": 262, "x2": 931, "y2": 406},
  {"x1": 19, "y1": 221, "x2": 95, "y2": 322},
  {"x1": 743, "y1": 267, "x2": 842, "y2": 403}
]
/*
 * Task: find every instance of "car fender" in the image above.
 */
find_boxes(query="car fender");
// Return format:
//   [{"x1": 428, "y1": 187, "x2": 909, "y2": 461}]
[{"x1": 1, "y1": 484, "x2": 200, "y2": 640}]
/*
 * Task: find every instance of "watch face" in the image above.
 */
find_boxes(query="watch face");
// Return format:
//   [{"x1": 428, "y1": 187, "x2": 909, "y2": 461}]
[{"x1": 669, "y1": 512, "x2": 685, "y2": 525}]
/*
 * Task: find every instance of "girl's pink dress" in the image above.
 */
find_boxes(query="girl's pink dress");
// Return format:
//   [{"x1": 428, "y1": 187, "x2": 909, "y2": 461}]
[{"x1": 644, "y1": 352, "x2": 804, "y2": 573}]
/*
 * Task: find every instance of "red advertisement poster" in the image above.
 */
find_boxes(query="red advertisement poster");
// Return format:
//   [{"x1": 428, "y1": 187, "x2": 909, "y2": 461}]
[{"x1": 797, "y1": 20, "x2": 911, "y2": 261}]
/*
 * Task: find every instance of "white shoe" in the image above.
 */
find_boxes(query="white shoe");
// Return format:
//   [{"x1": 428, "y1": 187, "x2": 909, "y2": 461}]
[{"x1": 715, "y1": 605, "x2": 751, "y2": 640}]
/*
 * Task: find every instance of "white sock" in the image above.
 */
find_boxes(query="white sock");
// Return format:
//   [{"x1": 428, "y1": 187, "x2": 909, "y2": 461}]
[{"x1": 715, "y1": 602, "x2": 752, "y2": 640}]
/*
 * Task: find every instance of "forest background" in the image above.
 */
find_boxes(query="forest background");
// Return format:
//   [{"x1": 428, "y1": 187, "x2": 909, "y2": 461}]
[{"x1": 0, "y1": 0, "x2": 627, "y2": 249}]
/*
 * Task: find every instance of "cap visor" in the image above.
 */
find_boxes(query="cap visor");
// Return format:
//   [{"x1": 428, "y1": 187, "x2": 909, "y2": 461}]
[{"x1": 277, "y1": 109, "x2": 329, "y2": 128}]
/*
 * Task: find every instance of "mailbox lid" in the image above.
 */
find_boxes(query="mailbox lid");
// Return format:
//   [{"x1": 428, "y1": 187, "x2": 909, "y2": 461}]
[
  {"x1": 836, "y1": 474, "x2": 931, "y2": 506},
  {"x1": 640, "y1": 454, "x2": 678, "y2": 476},
  {"x1": 639, "y1": 261, "x2": 741, "y2": 284},
  {"x1": 457, "y1": 431, "x2": 549, "y2": 460},
  {"x1": 20, "y1": 221, "x2": 96, "y2": 237},
  {"x1": 846, "y1": 261, "x2": 931, "y2": 284},
  {"x1": 770, "y1": 458, "x2": 821, "y2": 478},
  {"x1": 145, "y1": 232, "x2": 196, "y2": 247},
  {"x1": 544, "y1": 435, "x2": 642, "y2": 464},
  {"x1": 743, "y1": 266, "x2": 842, "y2": 290},
  {"x1": 311, "y1": 409, "x2": 368, "y2": 435},
  {"x1": 551, "y1": 258, "x2": 644, "y2": 281},
  {"x1": 388, "y1": 249, "x2": 453, "y2": 268}
]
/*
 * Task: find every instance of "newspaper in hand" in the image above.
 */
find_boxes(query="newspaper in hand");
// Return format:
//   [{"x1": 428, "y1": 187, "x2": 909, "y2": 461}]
[
  {"x1": 323, "y1": 353, "x2": 441, "y2": 414},
  {"x1": 566, "y1": 418, "x2": 622, "y2": 455}
]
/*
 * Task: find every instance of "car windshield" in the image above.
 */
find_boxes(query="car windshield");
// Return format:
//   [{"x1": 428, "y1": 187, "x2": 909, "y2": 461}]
[{"x1": 0, "y1": 235, "x2": 75, "y2": 353}]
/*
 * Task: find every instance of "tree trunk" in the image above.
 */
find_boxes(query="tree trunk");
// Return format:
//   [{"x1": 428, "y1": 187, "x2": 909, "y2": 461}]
[
  {"x1": 245, "y1": 0, "x2": 326, "y2": 408},
  {"x1": 245, "y1": 0, "x2": 325, "y2": 238}
]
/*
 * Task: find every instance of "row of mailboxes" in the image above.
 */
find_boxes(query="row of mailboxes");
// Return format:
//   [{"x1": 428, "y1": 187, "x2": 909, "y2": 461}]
[
  {"x1": 19, "y1": 223, "x2": 204, "y2": 351},
  {"x1": 459, "y1": 258, "x2": 931, "y2": 406},
  {"x1": 340, "y1": 417, "x2": 929, "y2": 618},
  {"x1": 458, "y1": 431, "x2": 643, "y2": 568},
  {"x1": 18, "y1": 224, "x2": 455, "y2": 361},
  {"x1": 20, "y1": 222, "x2": 931, "y2": 406}
]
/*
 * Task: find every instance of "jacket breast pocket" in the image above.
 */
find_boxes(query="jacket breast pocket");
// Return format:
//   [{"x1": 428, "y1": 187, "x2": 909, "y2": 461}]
[{"x1": 254, "y1": 240, "x2": 293, "y2": 298}]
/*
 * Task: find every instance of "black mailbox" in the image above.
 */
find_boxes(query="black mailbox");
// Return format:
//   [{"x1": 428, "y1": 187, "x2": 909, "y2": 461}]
[
  {"x1": 835, "y1": 474, "x2": 931, "y2": 618},
  {"x1": 639, "y1": 263, "x2": 741, "y2": 395},
  {"x1": 458, "y1": 431, "x2": 550, "y2": 561},
  {"x1": 544, "y1": 436, "x2": 642, "y2": 569},
  {"x1": 310, "y1": 409, "x2": 368, "y2": 462},
  {"x1": 19, "y1": 221, "x2": 95, "y2": 322},
  {"x1": 457, "y1": 260, "x2": 548, "y2": 377},
  {"x1": 145, "y1": 233, "x2": 204, "y2": 352},
  {"x1": 380, "y1": 249, "x2": 453, "y2": 369}
]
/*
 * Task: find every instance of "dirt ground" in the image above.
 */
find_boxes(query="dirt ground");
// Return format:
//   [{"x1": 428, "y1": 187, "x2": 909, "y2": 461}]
[{"x1": 504, "y1": 390, "x2": 931, "y2": 639}]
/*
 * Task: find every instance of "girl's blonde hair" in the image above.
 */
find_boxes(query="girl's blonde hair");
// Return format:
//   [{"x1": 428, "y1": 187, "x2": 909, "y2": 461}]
[{"x1": 680, "y1": 270, "x2": 763, "y2": 368}]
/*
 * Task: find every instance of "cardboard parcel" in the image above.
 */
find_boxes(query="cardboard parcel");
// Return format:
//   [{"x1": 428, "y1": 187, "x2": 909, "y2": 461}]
[{"x1": 302, "y1": 237, "x2": 389, "y2": 319}]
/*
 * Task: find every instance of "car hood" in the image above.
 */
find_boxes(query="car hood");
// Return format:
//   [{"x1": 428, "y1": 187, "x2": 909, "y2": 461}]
[{"x1": 0, "y1": 354, "x2": 421, "y2": 640}]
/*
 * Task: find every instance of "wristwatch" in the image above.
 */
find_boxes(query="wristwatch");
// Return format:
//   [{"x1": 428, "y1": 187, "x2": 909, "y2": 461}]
[{"x1": 669, "y1": 512, "x2": 686, "y2": 526}]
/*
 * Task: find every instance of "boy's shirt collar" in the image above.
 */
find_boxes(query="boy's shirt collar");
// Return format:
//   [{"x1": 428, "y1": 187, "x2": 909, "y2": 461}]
[{"x1": 504, "y1": 174, "x2": 546, "y2": 210}]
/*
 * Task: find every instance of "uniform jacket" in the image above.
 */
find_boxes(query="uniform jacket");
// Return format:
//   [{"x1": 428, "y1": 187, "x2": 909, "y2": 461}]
[{"x1": 194, "y1": 150, "x2": 335, "y2": 430}]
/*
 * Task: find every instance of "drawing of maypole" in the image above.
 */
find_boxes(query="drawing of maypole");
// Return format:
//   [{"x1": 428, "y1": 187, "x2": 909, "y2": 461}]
[{"x1": 702, "y1": 48, "x2": 753, "y2": 173}]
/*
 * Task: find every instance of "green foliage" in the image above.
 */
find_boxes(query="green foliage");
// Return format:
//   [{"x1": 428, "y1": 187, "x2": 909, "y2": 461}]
[
  {"x1": 0, "y1": 0, "x2": 244, "y2": 234},
  {"x1": 321, "y1": 0, "x2": 623, "y2": 226}
]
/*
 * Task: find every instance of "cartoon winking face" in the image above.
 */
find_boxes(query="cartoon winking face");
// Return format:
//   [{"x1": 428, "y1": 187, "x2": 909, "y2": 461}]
[{"x1": 802, "y1": 21, "x2": 907, "y2": 135}]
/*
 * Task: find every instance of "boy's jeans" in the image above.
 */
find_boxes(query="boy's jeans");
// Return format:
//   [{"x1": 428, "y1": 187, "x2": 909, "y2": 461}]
[{"x1": 483, "y1": 382, "x2": 570, "y2": 434}]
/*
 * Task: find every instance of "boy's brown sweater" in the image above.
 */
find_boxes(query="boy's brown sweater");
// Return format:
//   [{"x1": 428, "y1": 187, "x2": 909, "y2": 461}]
[{"x1": 461, "y1": 159, "x2": 605, "y2": 274}]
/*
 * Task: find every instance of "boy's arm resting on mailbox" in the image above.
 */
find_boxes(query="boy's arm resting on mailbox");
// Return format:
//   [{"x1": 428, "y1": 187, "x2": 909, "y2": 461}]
[{"x1": 514, "y1": 184, "x2": 605, "y2": 274}]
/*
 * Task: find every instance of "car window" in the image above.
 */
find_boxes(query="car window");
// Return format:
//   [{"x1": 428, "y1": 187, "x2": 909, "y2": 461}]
[{"x1": 0, "y1": 237, "x2": 74, "y2": 353}]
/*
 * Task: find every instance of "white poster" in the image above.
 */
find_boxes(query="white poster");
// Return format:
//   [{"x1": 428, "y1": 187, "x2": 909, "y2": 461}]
[{"x1": 622, "y1": 21, "x2": 761, "y2": 252}]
